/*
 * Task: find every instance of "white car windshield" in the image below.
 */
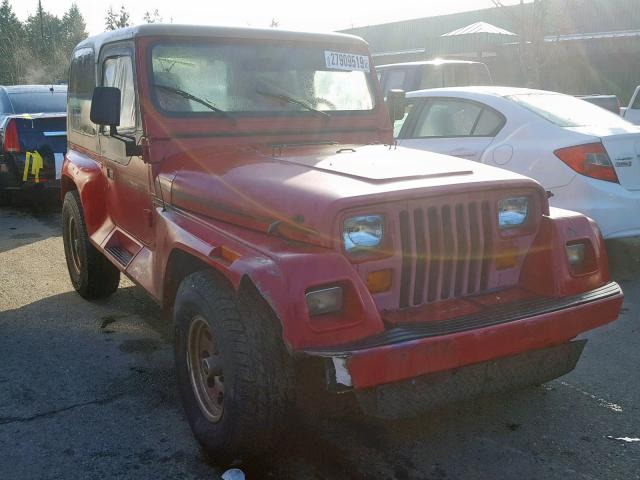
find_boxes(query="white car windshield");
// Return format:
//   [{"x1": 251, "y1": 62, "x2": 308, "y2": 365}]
[
  {"x1": 151, "y1": 43, "x2": 375, "y2": 115},
  {"x1": 508, "y1": 93, "x2": 630, "y2": 128}
]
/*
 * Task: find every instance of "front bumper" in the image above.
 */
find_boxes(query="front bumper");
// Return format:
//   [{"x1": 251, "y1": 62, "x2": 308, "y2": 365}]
[
  {"x1": 307, "y1": 282, "x2": 622, "y2": 390},
  {"x1": 356, "y1": 340, "x2": 586, "y2": 419}
]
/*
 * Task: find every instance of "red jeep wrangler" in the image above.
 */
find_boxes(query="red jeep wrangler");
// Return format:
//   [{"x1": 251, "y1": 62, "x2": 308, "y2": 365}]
[{"x1": 61, "y1": 25, "x2": 622, "y2": 459}]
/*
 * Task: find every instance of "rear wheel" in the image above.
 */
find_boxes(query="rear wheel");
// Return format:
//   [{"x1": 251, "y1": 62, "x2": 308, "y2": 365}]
[
  {"x1": 62, "y1": 190, "x2": 120, "y2": 299},
  {"x1": 173, "y1": 271, "x2": 294, "y2": 463}
]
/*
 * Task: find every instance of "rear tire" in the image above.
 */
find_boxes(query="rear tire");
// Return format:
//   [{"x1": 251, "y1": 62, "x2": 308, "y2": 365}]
[
  {"x1": 173, "y1": 271, "x2": 294, "y2": 464},
  {"x1": 62, "y1": 190, "x2": 120, "y2": 299}
]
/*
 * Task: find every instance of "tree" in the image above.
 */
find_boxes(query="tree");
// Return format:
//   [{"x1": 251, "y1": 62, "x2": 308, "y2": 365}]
[
  {"x1": 492, "y1": 0, "x2": 550, "y2": 88},
  {"x1": 61, "y1": 3, "x2": 88, "y2": 53},
  {"x1": 143, "y1": 9, "x2": 162, "y2": 24},
  {"x1": 0, "y1": 0, "x2": 26, "y2": 84},
  {"x1": 105, "y1": 5, "x2": 130, "y2": 30},
  {"x1": 24, "y1": 1, "x2": 66, "y2": 81}
]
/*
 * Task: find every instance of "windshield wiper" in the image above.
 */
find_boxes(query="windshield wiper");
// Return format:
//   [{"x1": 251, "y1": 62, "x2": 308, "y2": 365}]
[
  {"x1": 154, "y1": 84, "x2": 236, "y2": 123},
  {"x1": 255, "y1": 89, "x2": 330, "y2": 119}
]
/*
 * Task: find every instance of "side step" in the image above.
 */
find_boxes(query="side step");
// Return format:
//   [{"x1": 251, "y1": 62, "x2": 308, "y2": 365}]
[{"x1": 105, "y1": 245, "x2": 134, "y2": 266}]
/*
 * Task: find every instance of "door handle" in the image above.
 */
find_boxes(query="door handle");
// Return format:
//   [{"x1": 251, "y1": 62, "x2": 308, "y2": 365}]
[
  {"x1": 106, "y1": 167, "x2": 114, "y2": 179},
  {"x1": 449, "y1": 149, "x2": 477, "y2": 157}
]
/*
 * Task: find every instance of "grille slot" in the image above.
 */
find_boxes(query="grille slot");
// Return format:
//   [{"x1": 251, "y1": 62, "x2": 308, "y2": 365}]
[{"x1": 399, "y1": 201, "x2": 495, "y2": 307}]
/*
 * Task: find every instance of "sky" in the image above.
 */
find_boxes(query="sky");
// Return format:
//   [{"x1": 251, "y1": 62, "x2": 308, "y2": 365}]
[{"x1": 10, "y1": 0, "x2": 521, "y2": 36}]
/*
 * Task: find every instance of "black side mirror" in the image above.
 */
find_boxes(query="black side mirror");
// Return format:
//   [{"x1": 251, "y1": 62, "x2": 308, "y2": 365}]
[
  {"x1": 89, "y1": 86, "x2": 142, "y2": 157},
  {"x1": 387, "y1": 89, "x2": 406, "y2": 122},
  {"x1": 90, "y1": 87, "x2": 121, "y2": 128}
]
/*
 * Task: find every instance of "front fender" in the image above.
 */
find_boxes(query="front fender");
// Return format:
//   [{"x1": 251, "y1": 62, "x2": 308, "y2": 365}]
[
  {"x1": 231, "y1": 249, "x2": 385, "y2": 351},
  {"x1": 158, "y1": 207, "x2": 384, "y2": 351},
  {"x1": 520, "y1": 207, "x2": 610, "y2": 297},
  {"x1": 61, "y1": 149, "x2": 111, "y2": 243}
]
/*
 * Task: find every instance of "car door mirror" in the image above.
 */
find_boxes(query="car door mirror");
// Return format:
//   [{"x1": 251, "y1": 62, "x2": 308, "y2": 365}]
[
  {"x1": 387, "y1": 89, "x2": 406, "y2": 122},
  {"x1": 90, "y1": 87, "x2": 121, "y2": 128},
  {"x1": 90, "y1": 86, "x2": 142, "y2": 157}
]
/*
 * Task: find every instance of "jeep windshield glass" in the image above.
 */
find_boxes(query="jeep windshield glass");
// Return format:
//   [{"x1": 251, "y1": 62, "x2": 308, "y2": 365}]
[{"x1": 151, "y1": 43, "x2": 375, "y2": 115}]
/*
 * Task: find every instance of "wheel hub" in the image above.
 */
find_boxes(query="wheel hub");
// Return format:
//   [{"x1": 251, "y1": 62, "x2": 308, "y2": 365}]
[{"x1": 187, "y1": 316, "x2": 225, "y2": 423}]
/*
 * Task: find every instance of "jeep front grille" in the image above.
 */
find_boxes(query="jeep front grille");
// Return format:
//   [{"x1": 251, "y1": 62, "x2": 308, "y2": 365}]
[{"x1": 398, "y1": 201, "x2": 494, "y2": 308}]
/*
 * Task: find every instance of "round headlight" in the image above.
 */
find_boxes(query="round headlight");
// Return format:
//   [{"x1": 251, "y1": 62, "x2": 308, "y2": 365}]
[
  {"x1": 498, "y1": 197, "x2": 529, "y2": 229},
  {"x1": 343, "y1": 215, "x2": 384, "y2": 253}
]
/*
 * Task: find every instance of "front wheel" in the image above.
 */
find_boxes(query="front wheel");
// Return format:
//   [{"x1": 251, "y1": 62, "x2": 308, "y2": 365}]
[
  {"x1": 173, "y1": 271, "x2": 294, "y2": 463},
  {"x1": 62, "y1": 190, "x2": 120, "y2": 299}
]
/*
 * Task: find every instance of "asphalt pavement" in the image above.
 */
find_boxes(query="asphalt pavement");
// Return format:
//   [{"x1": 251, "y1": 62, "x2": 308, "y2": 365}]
[{"x1": 0, "y1": 199, "x2": 638, "y2": 480}]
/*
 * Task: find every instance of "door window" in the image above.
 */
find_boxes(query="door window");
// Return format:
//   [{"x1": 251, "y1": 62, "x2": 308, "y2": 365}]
[
  {"x1": 393, "y1": 101, "x2": 415, "y2": 138},
  {"x1": 102, "y1": 56, "x2": 136, "y2": 132},
  {"x1": 412, "y1": 99, "x2": 504, "y2": 138},
  {"x1": 415, "y1": 100, "x2": 481, "y2": 137}
]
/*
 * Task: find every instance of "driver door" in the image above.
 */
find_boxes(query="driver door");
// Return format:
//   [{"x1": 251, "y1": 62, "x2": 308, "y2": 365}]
[{"x1": 98, "y1": 45, "x2": 154, "y2": 246}]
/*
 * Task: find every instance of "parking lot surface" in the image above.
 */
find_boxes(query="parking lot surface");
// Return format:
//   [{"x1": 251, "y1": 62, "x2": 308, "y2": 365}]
[{"x1": 0, "y1": 201, "x2": 639, "y2": 479}]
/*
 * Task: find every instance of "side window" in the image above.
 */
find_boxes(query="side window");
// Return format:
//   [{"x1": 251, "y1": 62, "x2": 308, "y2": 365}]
[
  {"x1": 384, "y1": 69, "x2": 407, "y2": 94},
  {"x1": 421, "y1": 66, "x2": 444, "y2": 89},
  {"x1": 393, "y1": 101, "x2": 415, "y2": 138},
  {"x1": 474, "y1": 108, "x2": 504, "y2": 136},
  {"x1": 632, "y1": 91, "x2": 640, "y2": 109},
  {"x1": 68, "y1": 47, "x2": 96, "y2": 136},
  {"x1": 414, "y1": 100, "x2": 481, "y2": 137},
  {"x1": 102, "y1": 56, "x2": 136, "y2": 131}
]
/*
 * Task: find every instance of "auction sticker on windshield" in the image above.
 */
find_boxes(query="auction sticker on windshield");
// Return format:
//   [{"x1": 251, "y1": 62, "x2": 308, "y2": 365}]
[{"x1": 325, "y1": 51, "x2": 370, "y2": 73}]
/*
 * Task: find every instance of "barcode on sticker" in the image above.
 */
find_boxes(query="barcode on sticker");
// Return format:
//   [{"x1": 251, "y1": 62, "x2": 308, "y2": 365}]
[{"x1": 325, "y1": 51, "x2": 370, "y2": 73}]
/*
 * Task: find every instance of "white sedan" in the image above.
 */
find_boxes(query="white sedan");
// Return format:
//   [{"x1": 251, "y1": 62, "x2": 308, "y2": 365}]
[{"x1": 395, "y1": 87, "x2": 640, "y2": 239}]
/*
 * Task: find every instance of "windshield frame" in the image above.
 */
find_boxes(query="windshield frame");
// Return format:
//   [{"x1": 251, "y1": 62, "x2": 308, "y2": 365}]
[{"x1": 145, "y1": 37, "x2": 380, "y2": 120}]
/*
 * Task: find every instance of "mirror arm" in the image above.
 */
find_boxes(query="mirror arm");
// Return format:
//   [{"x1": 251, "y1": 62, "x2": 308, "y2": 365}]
[{"x1": 109, "y1": 124, "x2": 143, "y2": 157}]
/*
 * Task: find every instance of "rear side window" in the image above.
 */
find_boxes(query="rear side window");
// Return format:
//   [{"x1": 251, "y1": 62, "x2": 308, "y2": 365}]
[
  {"x1": 411, "y1": 99, "x2": 504, "y2": 138},
  {"x1": 473, "y1": 108, "x2": 503, "y2": 136},
  {"x1": 69, "y1": 47, "x2": 96, "y2": 136},
  {"x1": 102, "y1": 56, "x2": 136, "y2": 131},
  {"x1": 384, "y1": 69, "x2": 407, "y2": 93},
  {"x1": 7, "y1": 91, "x2": 66, "y2": 114}
]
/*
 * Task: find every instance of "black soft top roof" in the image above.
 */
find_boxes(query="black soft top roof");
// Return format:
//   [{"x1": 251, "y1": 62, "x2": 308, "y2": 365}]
[{"x1": 76, "y1": 23, "x2": 368, "y2": 57}]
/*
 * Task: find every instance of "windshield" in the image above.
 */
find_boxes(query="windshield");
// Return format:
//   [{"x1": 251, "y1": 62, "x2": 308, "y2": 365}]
[
  {"x1": 7, "y1": 91, "x2": 67, "y2": 114},
  {"x1": 151, "y1": 43, "x2": 375, "y2": 115},
  {"x1": 508, "y1": 93, "x2": 631, "y2": 128}
]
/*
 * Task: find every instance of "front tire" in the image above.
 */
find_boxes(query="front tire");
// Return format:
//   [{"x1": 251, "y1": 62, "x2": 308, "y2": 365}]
[
  {"x1": 62, "y1": 190, "x2": 120, "y2": 299},
  {"x1": 173, "y1": 271, "x2": 294, "y2": 463}
]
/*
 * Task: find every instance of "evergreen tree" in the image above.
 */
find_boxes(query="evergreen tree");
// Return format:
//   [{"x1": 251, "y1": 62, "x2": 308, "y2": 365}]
[
  {"x1": 61, "y1": 3, "x2": 88, "y2": 53},
  {"x1": 105, "y1": 5, "x2": 131, "y2": 30},
  {"x1": 143, "y1": 9, "x2": 162, "y2": 24},
  {"x1": 0, "y1": 0, "x2": 26, "y2": 84}
]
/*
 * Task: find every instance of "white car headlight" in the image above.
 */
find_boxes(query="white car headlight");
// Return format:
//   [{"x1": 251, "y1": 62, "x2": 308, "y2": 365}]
[
  {"x1": 343, "y1": 215, "x2": 384, "y2": 253},
  {"x1": 498, "y1": 197, "x2": 529, "y2": 230}
]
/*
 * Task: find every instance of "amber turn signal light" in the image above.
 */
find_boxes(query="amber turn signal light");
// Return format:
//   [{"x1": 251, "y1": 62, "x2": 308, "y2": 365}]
[
  {"x1": 495, "y1": 246, "x2": 518, "y2": 270},
  {"x1": 366, "y1": 269, "x2": 393, "y2": 293}
]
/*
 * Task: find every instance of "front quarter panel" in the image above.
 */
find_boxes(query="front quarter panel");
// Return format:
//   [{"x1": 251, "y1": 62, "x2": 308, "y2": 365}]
[{"x1": 62, "y1": 149, "x2": 112, "y2": 244}]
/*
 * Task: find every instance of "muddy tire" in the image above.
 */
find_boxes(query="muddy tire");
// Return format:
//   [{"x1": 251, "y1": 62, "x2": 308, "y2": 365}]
[
  {"x1": 173, "y1": 271, "x2": 294, "y2": 463},
  {"x1": 62, "y1": 190, "x2": 120, "y2": 299}
]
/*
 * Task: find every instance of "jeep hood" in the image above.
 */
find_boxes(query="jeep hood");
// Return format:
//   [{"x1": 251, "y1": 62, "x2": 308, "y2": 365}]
[{"x1": 164, "y1": 143, "x2": 542, "y2": 247}]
